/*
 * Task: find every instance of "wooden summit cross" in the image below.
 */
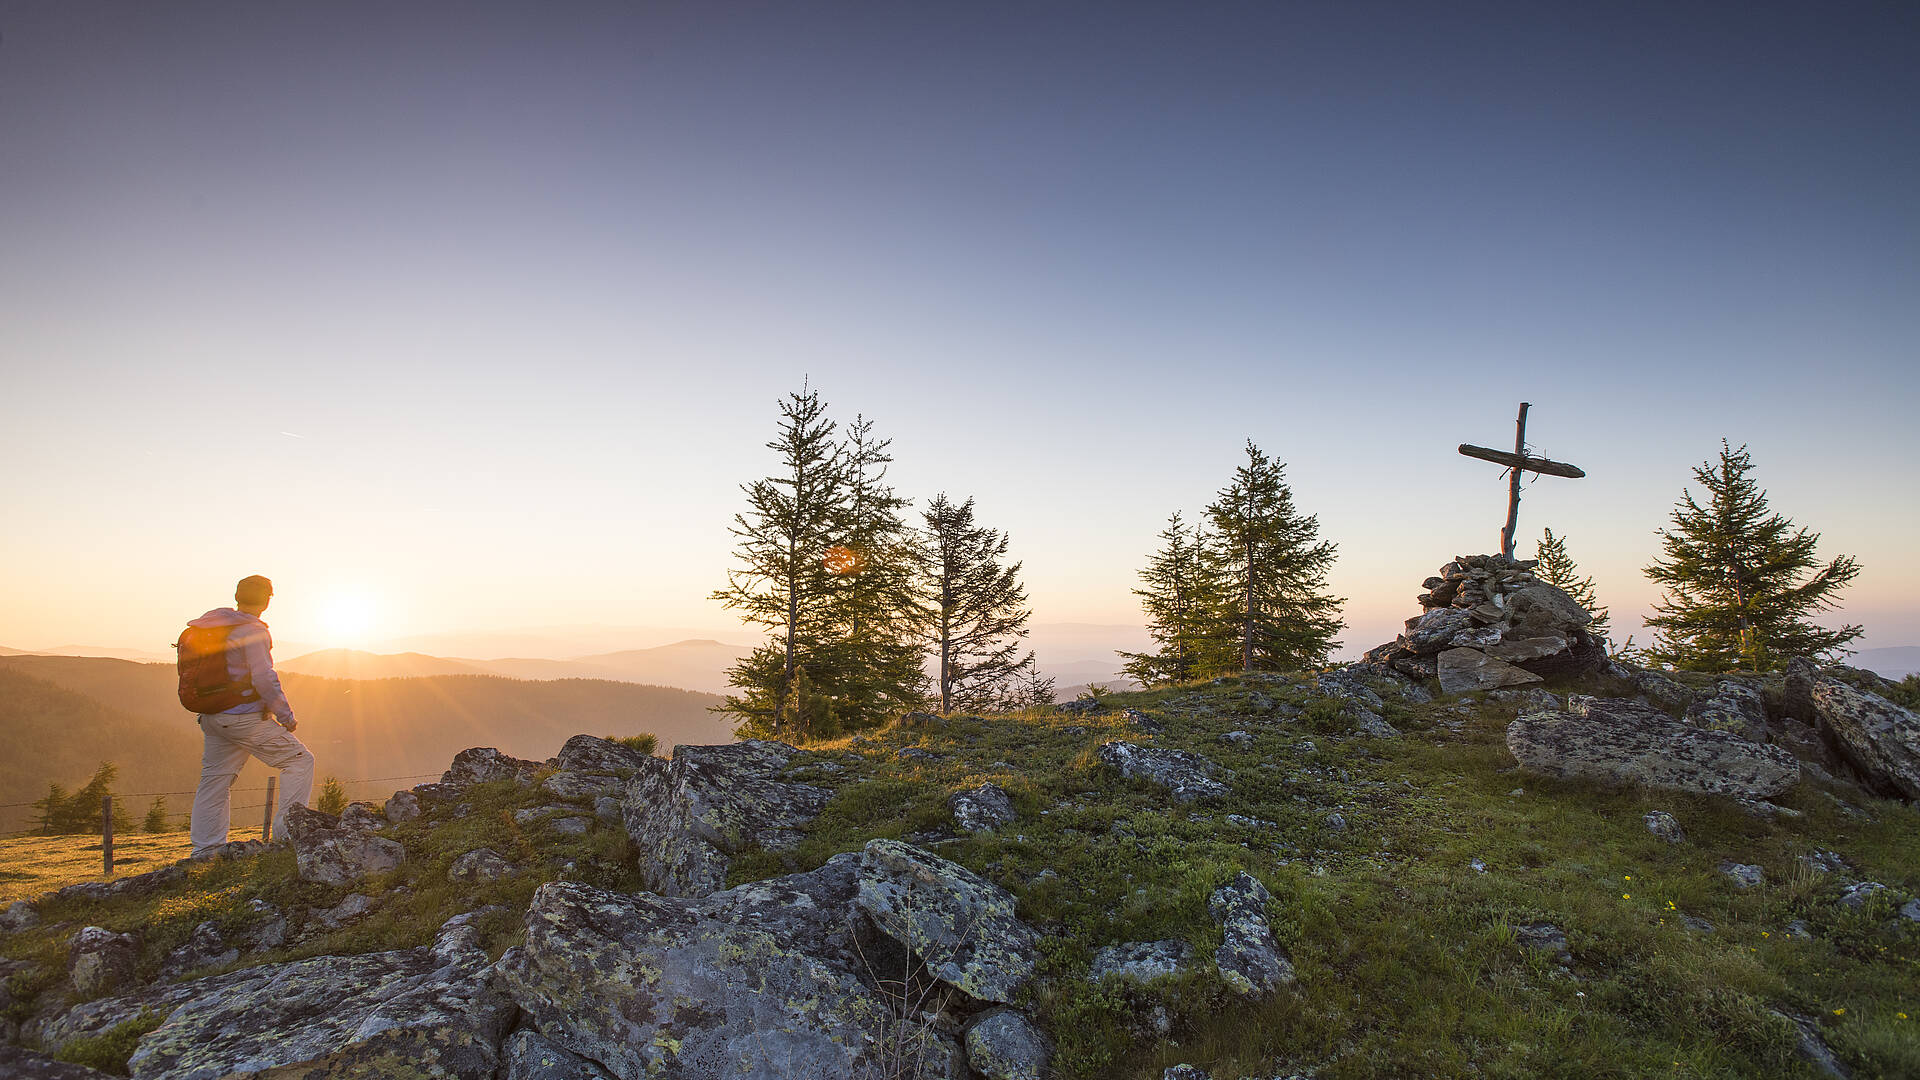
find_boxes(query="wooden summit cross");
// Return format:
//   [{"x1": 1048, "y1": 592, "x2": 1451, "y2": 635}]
[{"x1": 1459, "y1": 402, "x2": 1586, "y2": 559}]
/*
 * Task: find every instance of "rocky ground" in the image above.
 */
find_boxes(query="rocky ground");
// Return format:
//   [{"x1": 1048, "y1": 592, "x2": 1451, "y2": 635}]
[{"x1": 2, "y1": 652, "x2": 1918, "y2": 1079}]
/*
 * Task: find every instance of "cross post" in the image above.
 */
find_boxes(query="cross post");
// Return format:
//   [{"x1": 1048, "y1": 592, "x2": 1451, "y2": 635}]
[{"x1": 1458, "y1": 402, "x2": 1586, "y2": 558}]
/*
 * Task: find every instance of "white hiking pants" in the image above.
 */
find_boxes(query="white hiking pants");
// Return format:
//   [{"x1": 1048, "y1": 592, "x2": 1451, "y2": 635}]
[{"x1": 191, "y1": 710, "x2": 314, "y2": 854}]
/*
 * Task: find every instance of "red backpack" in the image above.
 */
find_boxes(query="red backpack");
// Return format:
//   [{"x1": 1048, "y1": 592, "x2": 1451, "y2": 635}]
[{"x1": 175, "y1": 624, "x2": 261, "y2": 715}]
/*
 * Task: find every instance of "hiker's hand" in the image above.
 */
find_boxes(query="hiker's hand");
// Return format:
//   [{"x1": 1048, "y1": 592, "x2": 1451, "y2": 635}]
[{"x1": 278, "y1": 715, "x2": 298, "y2": 733}]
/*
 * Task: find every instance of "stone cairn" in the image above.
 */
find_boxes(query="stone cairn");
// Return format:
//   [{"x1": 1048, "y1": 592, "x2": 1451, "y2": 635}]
[{"x1": 1365, "y1": 553, "x2": 1606, "y2": 694}]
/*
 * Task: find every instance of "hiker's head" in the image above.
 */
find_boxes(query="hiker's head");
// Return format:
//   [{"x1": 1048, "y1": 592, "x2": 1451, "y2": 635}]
[{"x1": 235, "y1": 575, "x2": 274, "y2": 614}]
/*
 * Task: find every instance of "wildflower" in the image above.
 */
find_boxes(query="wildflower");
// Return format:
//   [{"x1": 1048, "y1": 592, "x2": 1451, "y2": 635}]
[
  {"x1": 1624, "y1": 875, "x2": 1632, "y2": 881},
  {"x1": 1623, "y1": 893, "x2": 1631, "y2": 900},
  {"x1": 1761, "y1": 931, "x2": 1769, "y2": 938},
  {"x1": 1833, "y1": 1008, "x2": 1845, "y2": 1016},
  {"x1": 1898, "y1": 1012, "x2": 1908, "y2": 1021}
]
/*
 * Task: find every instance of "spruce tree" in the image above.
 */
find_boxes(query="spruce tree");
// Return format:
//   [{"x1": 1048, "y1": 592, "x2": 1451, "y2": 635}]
[
  {"x1": 921, "y1": 494, "x2": 1039, "y2": 713},
  {"x1": 1642, "y1": 441, "x2": 1862, "y2": 671},
  {"x1": 1535, "y1": 527, "x2": 1610, "y2": 641},
  {"x1": 32, "y1": 782, "x2": 68, "y2": 835},
  {"x1": 316, "y1": 777, "x2": 348, "y2": 815},
  {"x1": 817, "y1": 415, "x2": 927, "y2": 729},
  {"x1": 1200, "y1": 441, "x2": 1343, "y2": 674},
  {"x1": 56, "y1": 762, "x2": 129, "y2": 835},
  {"x1": 143, "y1": 796, "x2": 171, "y2": 833},
  {"x1": 1118, "y1": 512, "x2": 1213, "y2": 687},
  {"x1": 712, "y1": 387, "x2": 848, "y2": 738}
]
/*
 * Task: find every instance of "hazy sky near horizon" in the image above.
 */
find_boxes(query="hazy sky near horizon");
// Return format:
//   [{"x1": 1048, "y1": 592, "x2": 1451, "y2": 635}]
[{"x1": 3, "y1": 2, "x2": 1916, "y2": 662}]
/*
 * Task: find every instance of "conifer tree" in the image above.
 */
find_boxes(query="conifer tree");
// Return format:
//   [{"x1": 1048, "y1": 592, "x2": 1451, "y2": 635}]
[
  {"x1": 32, "y1": 782, "x2": 68, "y2": 835},
  {"x1": 144, "y1": 796, "x2": 171, "y2": 833},
  {"x1": 53, "y1": 762, "x2": 129, "y2": 835},
  {"x1": 1118, "y1": 512, "x2": 1214, "y2": 687},
  {"x1": 921, "y1": 494, "x2": 1039, "y2": 713},
  {"x1": 817, "y1": 415, "x2": 927, "y2": 729},
  {"x1": 1200, "y1": 441, "x2": 1343, "y2": 674},
  {"x1": 1642, "y1": 441, "x2": 1862, "y2": 672},
  {"x1": 713, "y1": 387, "x2": 849, "y2": 738},
  {"x1": 316, "y1": 777, "x2": 348, "y2": 815},
  {"x1": 1535, "y1": 527, "x2": 1610, "y2": 640}
]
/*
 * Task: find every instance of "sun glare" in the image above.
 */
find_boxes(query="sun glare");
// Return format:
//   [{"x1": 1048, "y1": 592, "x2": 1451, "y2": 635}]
[{"x1": 318, "y1": 588, "x2": 379, "y2": 646}]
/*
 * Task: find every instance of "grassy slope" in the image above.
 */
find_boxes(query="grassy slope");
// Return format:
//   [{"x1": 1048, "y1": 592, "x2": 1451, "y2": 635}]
[{"x1": 3, "y1": 672, "x2": 1916, "y2": 1079}]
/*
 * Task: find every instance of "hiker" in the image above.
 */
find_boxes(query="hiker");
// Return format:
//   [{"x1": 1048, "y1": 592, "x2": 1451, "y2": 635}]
[{"x1": 180, "y1": 574, "x2": 314, "y2": 855}]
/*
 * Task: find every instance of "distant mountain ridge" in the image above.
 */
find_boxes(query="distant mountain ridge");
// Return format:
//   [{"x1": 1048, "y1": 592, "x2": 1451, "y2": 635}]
[
  {"x1": 1854, "y1": 646, "x2": 1920, "y2": 680},
  {"x1": 281, "y1": 639, "x2": 754, "y2": 694}
]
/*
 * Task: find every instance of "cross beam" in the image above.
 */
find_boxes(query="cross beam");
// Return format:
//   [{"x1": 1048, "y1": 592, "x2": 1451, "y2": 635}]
[{"x1": 1458, "y1": 402, "x2": 1587, "y2": 558}]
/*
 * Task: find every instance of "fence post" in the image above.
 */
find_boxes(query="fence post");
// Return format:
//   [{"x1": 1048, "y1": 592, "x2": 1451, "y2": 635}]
[
  {"x1": 102, "y1": 795, "x2": 114, "y2": 876},
  {"x1": 262, "y1": 775, "x2": 277, "y2": 842}
]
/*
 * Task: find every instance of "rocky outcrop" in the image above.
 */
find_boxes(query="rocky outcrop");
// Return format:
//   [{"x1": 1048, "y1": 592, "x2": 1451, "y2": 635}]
[
  {"x1": 500, "y1": 1028, "x2": 618, "y2": 1080},
  {"x1": 54, "y1": 865, "x2": 186, "y2": 904},
  {"x1": 1685, "y1": 679, "x2": 1770, "y2": 743},
  {"x1": 1802, "y1": 672, "x2": 1920, "y2": 800},
  {"x1": 949, "y1": 783, "x2": 1016, "y2": 833},
  {"x1": 620, "y1": 740, "x2": 834, "y2": 898},
  {"x1": 286, "y1": 803, "x2": 406, "y2": 886},
  {"x1": 36, "y1": 918, "x2": 513, "y2": 1080},
  {"x1": 541, "y1": 772, "x2": 627, "y2": 804},
  {"x1": 0, "y1": 1049, "x2": 118, "y2": 1079},
  {"x1": 501, "y1": 854, "x2": 961, "y2": 1080},
  {"x1": 553, "y1": 734, "x2": 656, "y2": 775},
  {"x1": 856, "y1": 839, "x2": 1039, "y2": 1004},
  {"x1": 443, "y1": 746, "x2": 545, "y2": 787},
  {"x1": 1365, "y1": 554, "x2": 1606, "y2": 685},
  {"x1": 1097, "y1": 742, "x2": 1230, "y2": 803},
  {"x1": 449, "y1": 847, "x2": 519, "y2": 883},
  {"x1": 963, "y1": 1008, "x2": 1052, "y2": 1080},
  {"x1": 384, "y1": 789, "x2": 423, "y2": 823},
  {"x1": 1508, "y1": 703, "x2": 1801, "y2": 798},
  {"x1": 1209, "y1": 873, "x2": 1293, "y2": 996},
  {"x1": 69, "y1": 926, "x2": 138, "y2": 997},
  {"x1": 1091, "y1": 940, "x2": 1193, "y2": 984}
]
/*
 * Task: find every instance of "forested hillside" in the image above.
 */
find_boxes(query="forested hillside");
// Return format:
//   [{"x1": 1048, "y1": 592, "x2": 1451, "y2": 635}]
[{"x1": 0, "y1": 656, "x2": 732, "y2": 833}]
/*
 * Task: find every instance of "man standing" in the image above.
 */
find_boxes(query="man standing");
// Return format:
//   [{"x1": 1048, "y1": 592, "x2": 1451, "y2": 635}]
[{"x1": 187, "y1": 574, "x2": 314, "y2": 855}]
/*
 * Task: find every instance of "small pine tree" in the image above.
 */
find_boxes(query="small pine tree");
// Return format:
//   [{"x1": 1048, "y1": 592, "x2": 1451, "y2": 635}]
[
  {"x1": 1535, "y1": 527, "x2": 1610, "y2": 640},
  {"x1": 921, "y1": 493, "x2": 1039, "y2": 713},
  {"x1": 712, "y1": 386, "x2": 849, "y2": 736},
  {"x1": 1642, "y1": 441, "x2": 1862, "y2": 671},
  {"x1": 315, "y1": 777, "x2": 348, "y2": 815},
  {"x1": 32, "y1": 782, "x2": 69, "y2": 835},
  {"x1": 1118, "y1": 512, "x2": 1213, "y2": 687},
  {"x1": 143, "y1": 796, "x2": 171, "y2": 833},
  {"x1": 1200, "y1": 441, "x2": 1344, "y2": 674},
  {"x1": 58, "y1": 763, "x2": 130, "y2": 835},
  {"x1": 1001, "y1": 666, "x2": 1060, "y2": 712}
]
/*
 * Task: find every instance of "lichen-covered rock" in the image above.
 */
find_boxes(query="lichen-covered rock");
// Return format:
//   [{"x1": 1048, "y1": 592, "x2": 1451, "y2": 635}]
[
  {"x1": 337, "y1": 801, "x2": 386, "y2": 832},
  {"x1": 1090, "y1": 940, "x2": 1192, "y2": 984},
  {"x1": 159, "y1": 920, "x2": 240, "y2": 979},
  {"x1": 384, "y1": 789, "x2": 422, "y2": 823},
  {"x1": 949, "y1": 783, "x2": 1016, "y2": 833},
  {"x1": 120, "y1": 917, "x2": 514, "y2": 1080},
  {"x1": 856, "y1": 839, "x2": 1039, "y2": 1004},
  {"x1": 1208, "y1": 872, "x2": 1293, "y2": 996},
  {"x1": 1644, "y1": 811, "x2": 1687, "y2": 844},
  {"x1": 443, "y1": 746, "x2": 544, "y2": 787},
  {"x1": 1685, "y1": 680, "x2": 1771, "y2": 743},
  {"x1": 500, "y1": 1028, "x2": 618, "y2": 1079},
  {"x1": 1123, "y1": 707, "x2": 1165, "y2": 734},
  {"x1": 2, "y1": 899, "x2": 41, "y2": 932},
  {"x1": 1437, "y1": 648, "x2": 1544, "y2": 694},
  {"x1": 1720, "y1": 861, "x2": 1765, "y2": 888},
  {"x1": 1805, "y1": 675, "x2": 1920, "y2": 799},
  {"x1": 286, "y1": 803, "x2": 405, "y2": 886},
  {"x1": 501, "y1": 857, "x2": 959, "y2": 1080},
  {"x1": 69, "y1": 926, "x2": 138, "y2": 997},
  {"x1": 542, "y1": 771, "x2": 627, "y2": 804},
  {"x1": 1507, "y1": 706, "x2": 1800, "y2": 798},
  {"x1": 1097, "y1": 742, "x2": 1229, "y2": 803},
  {"x1": 1404, "y1": 607, "x2": 1472, "y2": 654},
  {"x1": 449, "y1": 847, "x2": 518, "y2": 883},
  {"x1": 963, "y1": 1008, "x2": 1052, "y2": 1080},
  {"x1": 620, "y1": 740, "x2": 833, "y2": 898},
  {"x1": 554, "y1": 734, "x2": 656, "y2": 775}
]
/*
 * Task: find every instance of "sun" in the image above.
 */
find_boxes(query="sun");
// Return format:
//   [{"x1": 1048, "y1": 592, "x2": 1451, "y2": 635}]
[{"x1": 317, "y1": 588, "x2": 379, "y2": 647}]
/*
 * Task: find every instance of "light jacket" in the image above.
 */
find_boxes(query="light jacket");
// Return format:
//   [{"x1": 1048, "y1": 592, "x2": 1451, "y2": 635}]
[{"x1": 188, "y1": 608, "x2": 296, "y2": 725}]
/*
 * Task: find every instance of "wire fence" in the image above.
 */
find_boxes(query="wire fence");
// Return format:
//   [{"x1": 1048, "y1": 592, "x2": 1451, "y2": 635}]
[{"x1": 0, "y1": 772, "x2": 441, "y2": 840}]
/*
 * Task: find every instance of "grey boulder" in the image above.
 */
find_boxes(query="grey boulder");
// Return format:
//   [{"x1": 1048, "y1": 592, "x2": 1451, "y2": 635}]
[
  {"x1": 1090, "y1": 940, "x2": 1193, "y2": 984},
  {"x1": 1097, "y1": 742, "x2": 1230, "y2": 803},
  {"x1": 449, "y1": 847, "x2": 519, "y2": 884},
  {"x1": 69, "y1": 926, "x2": 139, "y2": 997},
  {"x1": 948, "y1": 783, "x2": 1016, "y2": 833},
  {"x1": 553, "y1": 733, "x2": 656, "y2": 775},
  {"x1": 1507, "y1": 705, "x2": 1800, "y2": 798},
  {"x1": 1806, "y1": 675, "x2": 1920, "y2": 799},
  {"x1": 442, "y1": 746, "x2": 544, "y2": 787},
  {"x1": 963, "y1": 1008, "x2": 1052, "y2": 1080},
  {"x1": 856, "y1": 838, "x2": 1039, "y2": 1004},
  {"x1": 501, "y1": 856, "x2": 960, "y2": 1080},
  {"x1": 500, "y1": 1028, "x2": 617, "y2": 1080},
  {"x1": 1437, "y1": 648, "x2": 1543, "y2": 694},
  {"x1": 1685, "y1": 680, "x2": 1771, "y2": 743},
  {"x1": 286, "y1": 803, "x2": 406, "y2": 886},
  {"x1": 620, "y1": 740, "x2": 834, "y2": 898},
  {"x1": 1209, "y1": 872, "x2": 1294, "y2": 996}
]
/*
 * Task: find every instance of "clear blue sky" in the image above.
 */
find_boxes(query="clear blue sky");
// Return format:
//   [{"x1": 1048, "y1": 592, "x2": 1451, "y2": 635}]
[{"x1": 2, "y1": 2, "x2": 1914, "y2": 659}]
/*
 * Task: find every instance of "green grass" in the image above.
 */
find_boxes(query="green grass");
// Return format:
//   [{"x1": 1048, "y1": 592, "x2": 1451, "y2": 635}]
[{"x1": 4, "y1": 673, "x2": 1917, "y2": 1078}]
